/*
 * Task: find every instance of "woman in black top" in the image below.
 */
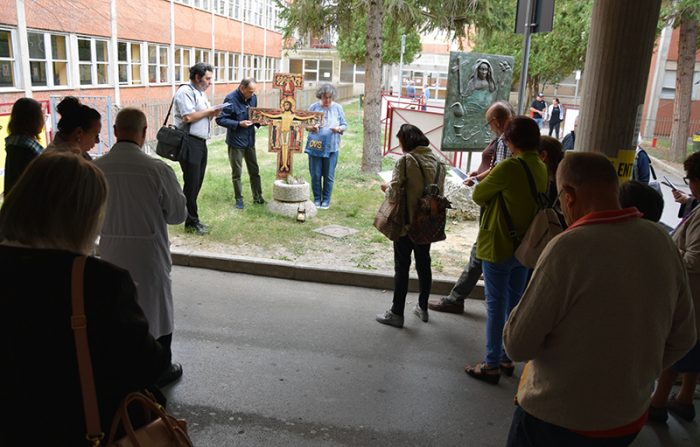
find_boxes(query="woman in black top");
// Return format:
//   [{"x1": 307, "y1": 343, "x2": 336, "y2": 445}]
[
  {"x1": 3, "y1": 97, "x2": 45, "y2": 195},
  {"x1": 547, "y1": 98, "x2": 563, "y2": 139},
  {"x1": 0, "y1": 152, "x2": 167, "y2": 445}
]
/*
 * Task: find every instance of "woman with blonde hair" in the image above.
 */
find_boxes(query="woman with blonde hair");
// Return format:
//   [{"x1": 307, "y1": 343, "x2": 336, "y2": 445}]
[
  {"x1": 0, "y1": 152, "x2": 167, "y2": 445},
  {"x1": 3, "y1": 97, "x2": 45, "y2": 195}
]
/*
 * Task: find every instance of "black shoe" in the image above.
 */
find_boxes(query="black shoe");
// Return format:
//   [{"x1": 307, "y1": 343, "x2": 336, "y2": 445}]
[
  {"x1": 156, "y1": 362, "x2": 183, "y2": 388},
  {"x1": 185, "y1": 223, "x2": 208, "y2": 235},
  {"x1": 253, "y1": 198, "x2": 266, "y2": 205}
]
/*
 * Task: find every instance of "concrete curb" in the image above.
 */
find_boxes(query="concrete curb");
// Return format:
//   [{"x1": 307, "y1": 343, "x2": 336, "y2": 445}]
[
  {"x1": 171, "y1": 248, "x2": 485, "y2": 300},
  {"x1": 650, "y1": 154, "x2": 684, "y2": 177}
]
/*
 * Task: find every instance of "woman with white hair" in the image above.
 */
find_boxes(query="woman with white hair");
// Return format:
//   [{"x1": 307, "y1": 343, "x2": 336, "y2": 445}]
[{"x1": 305, "y1": 83, "x2": 347, "y2": 209}]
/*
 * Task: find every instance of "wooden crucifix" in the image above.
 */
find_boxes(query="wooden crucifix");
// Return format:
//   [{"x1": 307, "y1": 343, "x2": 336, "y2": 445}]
[{"x1": 250, "y1": 73, "x2": 324, "y2": 179}]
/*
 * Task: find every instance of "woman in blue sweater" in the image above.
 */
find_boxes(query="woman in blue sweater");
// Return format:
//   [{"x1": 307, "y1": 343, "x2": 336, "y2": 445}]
[{"x1": 306, "y1": 84, "x2": 347, "y2": 209}]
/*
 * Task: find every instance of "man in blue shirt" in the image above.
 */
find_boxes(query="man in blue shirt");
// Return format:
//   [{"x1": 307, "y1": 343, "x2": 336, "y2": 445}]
[{"x1": 216, "y1": 78, "x2": 264, "y2": 209}]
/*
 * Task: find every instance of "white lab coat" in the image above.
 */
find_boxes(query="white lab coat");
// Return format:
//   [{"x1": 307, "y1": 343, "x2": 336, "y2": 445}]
[{"x1": 95, "y1": 141, "x2": 186, "y2": 338}]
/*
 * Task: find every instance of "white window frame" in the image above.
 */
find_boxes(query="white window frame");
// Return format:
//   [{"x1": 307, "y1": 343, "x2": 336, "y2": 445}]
[
  {"x1": 147, "y1": 43, "x2": 170, "y2": 85},
  {"x1": 195, "y1": 48, "x2": 211, "y2": 66},
  {"x1": 0, "y1": 27, "x2": 19, "y2": 90},
  {"x1": 77, "y1": 36, "x2": 111, "y2": 87},
  {"x1": 26, "y1": 30, "x2": 70, "y2": 89},
  {"x1": 117, "y1": 41, "x2": 144, "y2": 86},
  {"x1": 174, "y1": 46, "x2": 193, "y2": 83},
  {"x1": 215, "y1": 51, "x2": 228, "y2": 83}
]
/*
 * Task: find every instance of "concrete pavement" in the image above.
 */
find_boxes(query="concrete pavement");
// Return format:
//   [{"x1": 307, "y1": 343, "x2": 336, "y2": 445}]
[{"x1": 163, "y1": 266, "x2": 700, "y2": 446}]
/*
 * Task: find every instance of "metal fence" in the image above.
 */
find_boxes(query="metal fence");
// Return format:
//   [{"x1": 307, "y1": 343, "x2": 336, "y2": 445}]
[
  {"x1": 49, "y1": 96, "x2": 115, "y2": 157},
  {"x1": 641, "y1": 117, "x2": 700, "y2": 139}
]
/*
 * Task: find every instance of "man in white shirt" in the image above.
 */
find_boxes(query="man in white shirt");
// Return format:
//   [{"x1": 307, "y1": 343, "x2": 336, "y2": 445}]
[
  {"x1": 96, "y1": 108, "x2": 187, "y2": 388},
  {"x1": 173, "y1": 63, "x2": 220, "y2": 235}
]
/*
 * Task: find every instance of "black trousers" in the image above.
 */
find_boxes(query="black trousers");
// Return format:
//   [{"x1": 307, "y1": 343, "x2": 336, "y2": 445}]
[
  {"x1": 228, "y1": 146, "x2": 263, "y2": 201},
  {"x1": 391, "y1": 236, "x2": 432, "y2": 316},
  {"x1": 179, "y1": 137, "x2": 208, "y2": 226},
  {"x1": 548, "y1": 121, "x2": 561, "y2": 139},
  {"x1": 507, "y1": 406, "x2": 639, "y2": 447},
  {"x1": 156, "y1": 333, "x2": 173, "y2": 366},
  {"x1": 448, "y1": 242, "x2": 482, "y2": 301}
]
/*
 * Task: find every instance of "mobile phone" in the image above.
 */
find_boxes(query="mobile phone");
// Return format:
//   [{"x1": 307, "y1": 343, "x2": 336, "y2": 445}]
[{"x1": 662, "y1": 176, "x2": 678, "y2": 191}]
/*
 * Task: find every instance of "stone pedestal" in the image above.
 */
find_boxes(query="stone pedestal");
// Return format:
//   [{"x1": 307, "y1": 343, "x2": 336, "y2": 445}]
[{"x1": 267, "y1": 179, "x2": 318, "y2": 219}]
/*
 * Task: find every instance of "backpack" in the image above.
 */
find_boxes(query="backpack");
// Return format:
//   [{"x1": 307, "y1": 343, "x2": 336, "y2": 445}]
[
  {"x1": 501, "y1": 159, "x2": 563, "y2": 268},
  {"x1": 406, "y1": 155, "x2": 451, "y2": 245}
]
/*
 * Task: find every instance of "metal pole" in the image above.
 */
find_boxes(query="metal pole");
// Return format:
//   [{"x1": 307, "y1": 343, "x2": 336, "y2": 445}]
[
  {"x1": 517, "y1": 0, "x2": 535, "y2": 115},
  {"x1": 398, "y1": 34, "x2": 405, "y2": 95}
]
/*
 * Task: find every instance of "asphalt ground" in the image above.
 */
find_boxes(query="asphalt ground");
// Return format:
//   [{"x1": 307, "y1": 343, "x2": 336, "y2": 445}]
[{"x1": 162, "y1": 266, "x2": 700, "y2": 446}]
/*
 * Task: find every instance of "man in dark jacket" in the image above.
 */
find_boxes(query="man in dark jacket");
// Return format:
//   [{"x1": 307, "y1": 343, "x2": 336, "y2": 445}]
[
  {"x1": 562, "y1": 116, "x2": 578, "y2": 151},
  {"x1": 216, "y1": 78, "x2": 264, "y2": 209}
]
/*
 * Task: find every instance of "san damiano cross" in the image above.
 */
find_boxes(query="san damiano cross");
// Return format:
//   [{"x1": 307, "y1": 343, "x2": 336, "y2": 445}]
[{"x1": 250, "y1": 74, "x2": 324, "y2": 179}]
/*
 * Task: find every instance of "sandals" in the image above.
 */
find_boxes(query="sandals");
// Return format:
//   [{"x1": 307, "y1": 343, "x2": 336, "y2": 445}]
[
  {"x1": 499, "y1": 361, "x2": 515, "y2": 377},
  {"x1": 465, "y1": 362, "x2": 501, "y2": 385}
]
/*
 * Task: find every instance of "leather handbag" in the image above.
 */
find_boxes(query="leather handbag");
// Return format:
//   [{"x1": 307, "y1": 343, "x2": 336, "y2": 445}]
[
  {"x1": 156, "y1": 86, "x2": 191, "y2": 162},
  {"x1": 374, "y1": 158, "x2": 408, "y2": 241},
  {"x1": 406, "y1": 156, "x2": 451, "y2": 245},
  {"x1": 70, "y1": 256, "x2": 193, "y2": 447}
]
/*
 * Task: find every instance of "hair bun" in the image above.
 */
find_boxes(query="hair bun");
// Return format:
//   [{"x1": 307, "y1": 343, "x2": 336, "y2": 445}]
[{"x1": 56, "y1": 96, "x2": 82, "y2": 116}]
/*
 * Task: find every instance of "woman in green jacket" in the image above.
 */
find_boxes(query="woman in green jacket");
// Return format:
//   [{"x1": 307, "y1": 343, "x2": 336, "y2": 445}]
[{"x1": 465, "y1": 116, "x2": 548, "y2": 384}]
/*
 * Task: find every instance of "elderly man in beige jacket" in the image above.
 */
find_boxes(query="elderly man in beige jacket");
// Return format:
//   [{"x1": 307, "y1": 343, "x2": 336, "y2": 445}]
[{"x1": 503, "y1": 152, "x2": 696, "y2": 446}]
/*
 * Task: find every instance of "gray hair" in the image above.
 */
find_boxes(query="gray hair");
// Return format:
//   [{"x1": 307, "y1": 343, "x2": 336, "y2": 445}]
[
  {"x1": 240, "y1": 78, "x2": 256, "y2": 88},
  {"x1": 115, "y1": 107, "x2": 147, "y2": 134},
  {"x1": 316, "y1": 83, "x2": 337, "y2": 100}
]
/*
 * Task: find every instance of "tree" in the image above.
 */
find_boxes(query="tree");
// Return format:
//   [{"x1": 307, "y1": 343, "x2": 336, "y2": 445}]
[
  {"x1": 472, "y1": 0, "x2": 592, "y2": 104},
  {"x1": 280, "y1": 0, "x2": 498, "y2": 173},
  {"x1": 663, "y1": 0, "x2": 700, "y2": 162},
  {"x1": 335, "y1": 15, "x2": 422, "y2": 65}
]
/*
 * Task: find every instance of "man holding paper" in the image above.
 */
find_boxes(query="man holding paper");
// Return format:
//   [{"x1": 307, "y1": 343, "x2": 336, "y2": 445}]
[
  {"x1": 216, "y1": 78, "x2": 265, "y2": 210},
  {"x1": 173, "y1": 62, "x2": 221, "y2": 235}
]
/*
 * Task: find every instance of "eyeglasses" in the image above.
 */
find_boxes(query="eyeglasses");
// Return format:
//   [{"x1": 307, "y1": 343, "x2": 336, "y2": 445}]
[{"x1": 684, "y1": 176, "x2": 692, "y2": 185}]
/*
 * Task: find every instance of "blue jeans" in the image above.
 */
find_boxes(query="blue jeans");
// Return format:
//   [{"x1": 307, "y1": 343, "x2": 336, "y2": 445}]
[
  {"x1": 533, "y1": 117, "x2": 543, "y2": 129},
  {"x1": 507, "y1": 406, "x2": 639, "y2": 447},
  {"x1": 308, "y1": 151, "x2": 339, "y2": 205},
  {"x1": 482, "y1": 256, "x2": 529, "y2": 366}
]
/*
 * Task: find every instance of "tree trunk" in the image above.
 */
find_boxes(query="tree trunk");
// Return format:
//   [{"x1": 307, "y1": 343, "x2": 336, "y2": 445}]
[
  {"x1": 361, "y1": 0, "x2": 384, "y2": 173},
  {"x1": 670, "y1": 16, "x2": 697, "y2": 163}
]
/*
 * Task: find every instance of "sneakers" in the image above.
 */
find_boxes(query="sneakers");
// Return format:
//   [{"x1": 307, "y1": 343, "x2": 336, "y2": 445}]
[
  {"x1": 428, "y1": 297, "x2": 464, "y2": 314},
  {"x1": 319, "y1": 201, "x2": 330, "y2": 210},
  {"x1": 155, "y1": 362, "x2": 183, "y2": 388},
  {"x1": 253, "y1": 198, "x2": 266, "y2": 205},
  {"x1": 375, "y1": 310, "x2": 404, "y2": 328},
  {"x1": 185, "y1": 223, "x2": 209, "y2": 235},
  {"x1": 235, "y1": 198, "x2": 244, "y2": 209},
  {"x1": 413, "y1": 305, "x2": 429, "y2": 322}
]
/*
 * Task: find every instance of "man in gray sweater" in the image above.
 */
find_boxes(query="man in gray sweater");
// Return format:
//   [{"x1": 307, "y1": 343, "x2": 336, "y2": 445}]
[{"x1": 504, "y1": 152, "x2": 696, "y2": 446}]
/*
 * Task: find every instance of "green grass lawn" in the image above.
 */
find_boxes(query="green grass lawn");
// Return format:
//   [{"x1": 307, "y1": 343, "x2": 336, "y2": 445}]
[{"x1": 166, "y1": 101, "x2": 400, "y2": 265}]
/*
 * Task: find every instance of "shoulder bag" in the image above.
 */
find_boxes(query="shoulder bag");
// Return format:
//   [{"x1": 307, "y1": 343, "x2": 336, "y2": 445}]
[
  {"x1": 500, "y1": 159, "x2": 563, "y2": 268},
  {"x1": 70, "y1": 256, "x2": 193, "y2": 447},
  {"x1": 156, "y1": 85, "x2": 192, "y2": 162},
  {"x1": 374, "y1": 157, "x2": 409, "y2": 241},
  {"x1": 407, "y1": 155, "x2": 451, "y2": 245}
]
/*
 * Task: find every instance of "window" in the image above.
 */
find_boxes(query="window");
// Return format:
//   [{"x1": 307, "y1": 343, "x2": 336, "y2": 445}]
[
  {"x1": 216, "y1": 51, "x2": 227, "y2": 82},
  {"x1": 289, "y1": 58, "x2": 302, "y2": 75},
  {"x1": 303, "y1": 59, "x2": 318, "y2": 82},
  {"x1": 266, "y1": 0, "x2": 277, "y2": 30},
  {"x1": 27, "y1": 31, "x2": 70, "y2": 87},
  {"x1": 148, "y1": 43, "x2": 170, "y2": 84},
  {"x1": 243, "y1": 0, "x2": 253, "y2": 23},
  {"x1": 174, "y1": 47, "x2": 192, "y2": 83},
  {"x1": 117, "y1": 41, "x2": 143, "y2": 86},
  {"x1": 319, "y1": 60, "x2": 332, "y2": 82},
  {"x1": 228, "y1": 53, "x2": 235, "y2": 81},
  {"x1": 195, "y1": 48, "x2": 210, "y2": 65},
  {"x1": 193, "y1": 0, "x2": 211, "y2": 10},
  {"x1": 0, "y1": 29, "x2": 16, "y2": 88},
  {"x1": 78, "y1": 37, "x2": 109, "y2": 86},
  {"x1": 254, "y1": 0, "x2": 264, "y2": 26}
]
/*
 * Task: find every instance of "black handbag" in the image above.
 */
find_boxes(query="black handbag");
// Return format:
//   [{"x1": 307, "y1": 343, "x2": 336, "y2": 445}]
[{"x1": 156, "y1": 87, "x2": 190, "y2": 162}]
